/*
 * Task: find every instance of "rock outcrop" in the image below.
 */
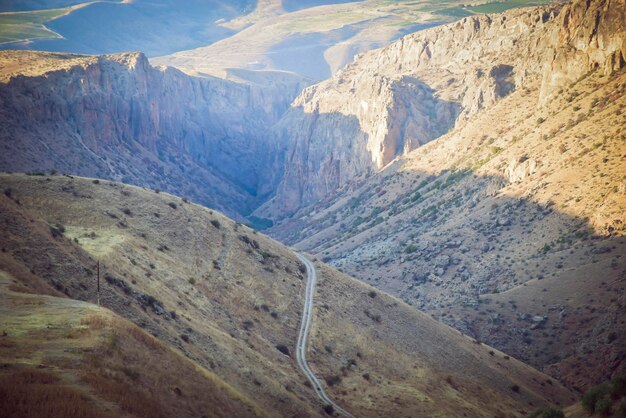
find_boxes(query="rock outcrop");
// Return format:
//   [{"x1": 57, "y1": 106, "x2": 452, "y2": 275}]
[
  {"x1": 0, "y1": 50, "x2": 305, "y2": 217},
  {"x1": 257, "y1": 0, "x2": 625, "y2": 219}
]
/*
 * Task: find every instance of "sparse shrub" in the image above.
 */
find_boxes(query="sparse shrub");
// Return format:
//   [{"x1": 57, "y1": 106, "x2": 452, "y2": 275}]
[
  {"x1": 180, "y1": 334, "x2": 190, "y2": 343},
  {"x1": 275, "y1": 344, "x2": 290, "y2": 356},
  {"x1": 362, "y1": 373, "x2": 370, "y2": 381},
  {"x1": 595, "y1": 398, "x2": 612, "y2": 415},
  {"x1": 121, "y1": 208, "x2": 133, "y2": 216},
  {"x1": 364, "y1": 309, "x2": 382, "y2": 323},
  {"x1": 582, "y1": 383, "x2": 610, "y2": 413},
  {"x1": 325, "y1": 375, "x2": 342, "y2": 387},
  {"x1": 367, "y1": 290, "x2": 377, "y2": 298},
  {"x1": 510, "y1": 384, "x2": 520, "y2": 393},
  {"x1": 242, "y1": 320, "x2": 254, "y2": 331},
  {"x1": 168, "y1": 202, "x2": 177, "y2": 209},
  {"x1": 92, "y1": 179, "x2": 100, "y2": 184},
  {"x1": 188, "y1": 278, "x2": 196, "y2": 285},
  {"x1": 524, "y1": 407, "x2": 564, "y2": 418},
  {"x1": 404, "y1": 243, "x2": 418, "y2": 254},
  {"x1": 210, "y1": 219, "x2": 221, "y2": 229},
  {"x1": 323, "y1": 404, "x2": 335, "y2": 415},
  {"x1": 536, "y1": 117, "x2": 545, "y2": 125},
  {"x1": 50, "y1": 223, "x2": 65, "y2": 238},
  {"x1": 122, "y1": 367, "x2": 140, "y2": 381}
]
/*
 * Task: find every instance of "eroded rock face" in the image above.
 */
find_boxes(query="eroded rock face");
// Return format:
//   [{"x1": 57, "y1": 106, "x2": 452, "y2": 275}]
[
  {"x1": 0, "y1": 51, "x2": 305, "y2": 217},
  {"x1": 505, "y1": 157, "x2": 538, "y2": 183},
  {"x1": 538, "y1": 0, "x2": 626, "y2": 102},
  {"x1": 258, "y1": 0, "x2": 625, "y2": 219}
]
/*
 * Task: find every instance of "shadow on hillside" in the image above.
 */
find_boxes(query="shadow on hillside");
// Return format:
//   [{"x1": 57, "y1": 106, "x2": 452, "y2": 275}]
[
  {"x1": 256, "y1": 80, "x2": 462, "y2": 219},
  {"x1": 268, "y1": 163, "x2": 626, "y2": 389}
]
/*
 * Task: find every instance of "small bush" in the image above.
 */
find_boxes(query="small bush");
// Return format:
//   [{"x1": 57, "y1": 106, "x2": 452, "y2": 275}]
[
  {"x1": 367, "y1": 290, "x2": 377, "y2": 298},
  {"x1": 275, "y1": 344, "x2": 290, "y2": 356},
  {"x1": 210, "y1": 219, "x2": 221, "y2": 229},
  {"x1": 595, "y1": 398, "x2": 612, "y2": 415},
  {"x1": 92, "y1": 179, "x2": 100, "y2": 184},
  {"x1": 325, "y1": 375, "x2": 342, "y2": 387},
  {"x1": 168, "y1": 202, "x2": 177, "y2": 209},
  {"x1": 50, "y1": 223, "x2": 65, "y2": 238},
  {"x1": 510, "y1": 384, "x2": 520, "y2": 393},
  {"x1": 323, "y1": 404, "x2": 334, "y2": 415},
  {"x1": 525, "y1": 407, "x2": 564, "y2": 418},
  {"x1": 582, "y1": 383, "x2": 610, "y2": 413}
]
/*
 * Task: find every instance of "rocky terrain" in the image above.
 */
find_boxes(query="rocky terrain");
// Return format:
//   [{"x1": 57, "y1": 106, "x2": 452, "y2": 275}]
[
  {"x1": 256, "y1": 0, "x2": 625, "y2": 218},
  {"x1": 267, "y1": 0, "x2": 626, "y2": 393},
  {"x1": 0, "y1": 50, "x2": 306, "y2": 219},
  {"x1": 0, "y1": 174, "x2": 577, "y2": 416},
  {"x1": 0, "y1": 0, "x2": 625, "y2": 415}
]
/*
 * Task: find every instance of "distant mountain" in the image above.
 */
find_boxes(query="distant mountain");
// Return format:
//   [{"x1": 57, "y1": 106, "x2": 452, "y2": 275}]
[{"x1": 0, "y1": 0, "x2": 255, "y2": 57}]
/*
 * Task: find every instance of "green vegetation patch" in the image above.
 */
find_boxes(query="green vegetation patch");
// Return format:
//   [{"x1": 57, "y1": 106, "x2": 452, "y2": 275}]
[
  {"x1": 0, "y1": 8, "x2": 69, "y2": 43},
  {"x1": 467, "y1": 0, "x2": 547, "y2": 14}
]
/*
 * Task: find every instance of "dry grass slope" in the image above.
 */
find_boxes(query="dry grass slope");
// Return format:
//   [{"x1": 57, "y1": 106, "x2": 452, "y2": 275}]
[{"x1": 0, "y1": 174, "x2": 578, "y2": 416}]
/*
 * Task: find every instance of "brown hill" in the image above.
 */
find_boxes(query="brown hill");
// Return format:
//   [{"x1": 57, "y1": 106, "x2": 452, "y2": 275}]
[
  {"x1": 267, "y1": 2, "x2": 626, "y2": 393},
  {"x1": 0, "y1": 173, "x2": 576, "y2": 416}
]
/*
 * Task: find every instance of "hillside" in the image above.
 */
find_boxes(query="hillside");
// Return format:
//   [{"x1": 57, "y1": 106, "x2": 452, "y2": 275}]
[
  {"x1": 256, "y1": 0, "x2": 625, "y2": 218},
  {"x1": 0, "y1": 174, "x2": 577, "y2": 416},
  {"x1": 266, "y1": 0, "x2": 626, "y2": 392},
  {"x1": 0, "y1": 271, "x2": 259, "y2": 418}
]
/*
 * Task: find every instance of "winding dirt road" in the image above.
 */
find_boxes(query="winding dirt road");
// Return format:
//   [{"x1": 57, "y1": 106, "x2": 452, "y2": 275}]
[{"x1": 294, "y1": 252, "x2": 356, "y2": 418}]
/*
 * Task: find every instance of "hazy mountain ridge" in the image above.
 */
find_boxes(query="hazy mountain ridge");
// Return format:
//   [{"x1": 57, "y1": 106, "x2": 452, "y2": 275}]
[
  {"x1": 256, "y1": 0, "x2": 625, "y2": 218},
  {"x1": 0, "y1": 50, "x2": 306, "y2": 219}
]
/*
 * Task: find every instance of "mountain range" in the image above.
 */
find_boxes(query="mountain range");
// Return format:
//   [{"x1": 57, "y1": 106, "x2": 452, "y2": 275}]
[{"x1": 0, "y1": 0, "x2": 624, "y2": 416}]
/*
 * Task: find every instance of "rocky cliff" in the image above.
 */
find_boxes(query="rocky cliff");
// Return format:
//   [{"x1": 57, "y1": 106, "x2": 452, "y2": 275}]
[
  {"x1": 266, "y1": 0, "x2": 626, "y2": 392},
  {"x1": 257, "y1": 0, "x2": 625, "y2": 218},
  {"x1": 0, "y1": 50, "x2": 305, "y2": 218}
]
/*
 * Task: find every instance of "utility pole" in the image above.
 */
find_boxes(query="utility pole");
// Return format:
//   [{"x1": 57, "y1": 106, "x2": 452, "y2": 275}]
[{"x1": 97, "y1": 260, "x2": 100, "y2": 306}]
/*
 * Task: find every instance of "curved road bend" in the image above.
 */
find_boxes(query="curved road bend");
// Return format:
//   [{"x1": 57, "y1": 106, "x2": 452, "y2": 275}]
[{"x1": 294, "y1": 252, "x2": 356, "y2": 418}]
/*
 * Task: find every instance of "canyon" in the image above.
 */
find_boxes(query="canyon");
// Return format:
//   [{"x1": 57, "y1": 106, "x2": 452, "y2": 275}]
[{"x1": 0, "y1": 0, "x2": 625, "y2": 416}]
